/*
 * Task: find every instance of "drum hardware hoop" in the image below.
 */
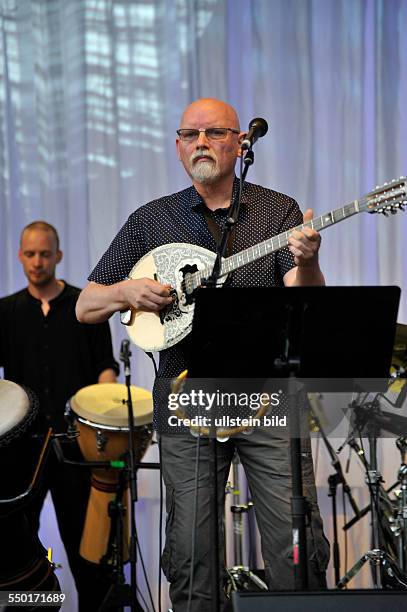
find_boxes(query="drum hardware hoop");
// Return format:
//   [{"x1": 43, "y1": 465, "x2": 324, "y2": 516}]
[
  {"x1": 76, "y1": 415, "x2": 147, "y2": 432},
  {"x1": 96, "y1": 429, "x2": 108, "y2": 452}
]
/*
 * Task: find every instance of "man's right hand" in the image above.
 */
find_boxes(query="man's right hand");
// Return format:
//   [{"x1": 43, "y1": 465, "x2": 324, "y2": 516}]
[
  {"x1": 122, "y1": 277, "x2": 173, "y2": 312},
  {"x1": 76, "y1": 278, "x2": 173, "y2": 324}
]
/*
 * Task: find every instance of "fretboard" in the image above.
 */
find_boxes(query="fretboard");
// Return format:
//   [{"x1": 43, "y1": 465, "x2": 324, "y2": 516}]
[{"x1": 190, "y1": 199, "x2": 361, "y2": 289}]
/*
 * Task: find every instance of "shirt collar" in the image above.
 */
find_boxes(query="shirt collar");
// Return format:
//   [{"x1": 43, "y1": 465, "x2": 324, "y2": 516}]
[
  {"x1": 188, "y1": 175, "x2": 249, "y2": 212},
  {"x1": 24, "y1": 281, "x2": 68, "y2": 305}
]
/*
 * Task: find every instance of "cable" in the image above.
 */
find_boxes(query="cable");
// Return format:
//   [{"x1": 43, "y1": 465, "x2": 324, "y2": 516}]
[
  {"x1": 158, "y1": 436, "x2": 164, "y2": 612},
  {"x1": 187, "y1": 433, "x2": 202, "y2": 612},
  {"x1": 136, "y1": 533, "x2": 156, "y2": 612},
  {"x1": 146, "y1": 351, "x2": 159, "y2": 378}
]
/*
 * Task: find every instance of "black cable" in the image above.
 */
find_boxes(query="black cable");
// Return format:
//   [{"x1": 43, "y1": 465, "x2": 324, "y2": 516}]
[
  {"x1": 187, "y1": 433, "x2": 202, "y2": 612},
  {"x1": 146, "y1": 352, "x2": 159, "y2": 378},
  {"x1": 135, "y1": 583, "x2": 149, "y2": 612},
  {"x1": 158, "y1": 436, "x2": 164, "y2": 612},
  {"x1": 136, "y1": 533, "x2": 156, "y2": 612}
]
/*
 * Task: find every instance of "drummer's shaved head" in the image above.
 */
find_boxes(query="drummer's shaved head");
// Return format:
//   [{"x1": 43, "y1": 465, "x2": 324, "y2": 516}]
[{"x1": 20, "y1": 221, "x2": 60, "y2": 251}]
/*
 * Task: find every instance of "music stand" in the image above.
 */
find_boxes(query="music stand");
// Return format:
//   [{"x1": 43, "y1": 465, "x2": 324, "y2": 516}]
[{"x1": 186, "y1": 285, "x2": 400, "y2": 603}]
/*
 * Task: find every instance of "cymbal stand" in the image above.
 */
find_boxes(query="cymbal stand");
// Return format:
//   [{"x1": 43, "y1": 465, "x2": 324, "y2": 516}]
[
  {"x1": 225, "y1": 453, "x2": 267, "y2": 593},
  {"x1": 308, "y1": 402, "x2": 360, "y2": 584},
  {"x1": 337, "y1": 398, "x2": 407, "y2": 589},
  {"x1": 395, "y1": 437, "x2": 407, "y2": 571}
]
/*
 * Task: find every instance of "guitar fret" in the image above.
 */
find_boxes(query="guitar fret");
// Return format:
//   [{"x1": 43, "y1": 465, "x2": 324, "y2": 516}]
[{"x1": 187, "y1": 182, "x2": 405, "y2": 285}]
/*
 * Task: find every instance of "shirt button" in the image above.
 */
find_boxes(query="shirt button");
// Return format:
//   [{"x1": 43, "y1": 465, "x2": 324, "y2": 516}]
[
  {"x1": 43, "y1": 345, "x2": 49, "y2": 350},
  {"x1": 44, "y1": 388, "x2": 50, "y2": 395}
]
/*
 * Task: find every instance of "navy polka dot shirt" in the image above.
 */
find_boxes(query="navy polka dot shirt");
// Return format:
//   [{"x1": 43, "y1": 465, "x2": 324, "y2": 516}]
[{"x1": 89, "y1": 177, "x2": 302, "y2": 428}]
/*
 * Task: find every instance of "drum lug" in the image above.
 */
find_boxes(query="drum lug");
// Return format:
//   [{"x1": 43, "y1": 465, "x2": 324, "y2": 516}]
[{"x1": 96, "y1": 429, "x2": 108, "y2": 453}]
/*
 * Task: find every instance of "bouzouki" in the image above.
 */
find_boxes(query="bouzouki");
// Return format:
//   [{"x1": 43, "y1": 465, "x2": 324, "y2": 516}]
[{"x1": 121, "y1": 178, "x2": 406, "y2": 352}]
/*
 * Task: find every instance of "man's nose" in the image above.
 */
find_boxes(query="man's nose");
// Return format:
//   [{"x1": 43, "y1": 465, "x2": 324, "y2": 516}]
[{"x1": 196, "y1": 130, "x2": 210, "y2": 147}]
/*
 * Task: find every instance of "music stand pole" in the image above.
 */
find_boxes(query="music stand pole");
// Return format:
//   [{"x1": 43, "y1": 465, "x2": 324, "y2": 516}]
[
  {"x1": 274, "y1": 303, "x2": 308, "y2": 590},
  {"x1": 287, "y1": 373, "x2": 309, "y2": 590}
]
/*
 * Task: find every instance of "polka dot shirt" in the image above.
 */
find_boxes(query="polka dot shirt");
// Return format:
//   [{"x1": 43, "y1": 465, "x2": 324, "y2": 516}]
[{"x1": 89, "y1": 177, "x2": 302, "y2": 429}]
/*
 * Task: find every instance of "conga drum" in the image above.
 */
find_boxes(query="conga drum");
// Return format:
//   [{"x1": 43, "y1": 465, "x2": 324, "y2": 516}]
[
  {"x1": 68, "y1": 383, "x2": 153, "y2": 564},
  {"x1": 0, "y1": 380, "x2": 60, "y2": 600},
  {"x1": 0, "y1": 379, "x2": 40, "y2": 513}
]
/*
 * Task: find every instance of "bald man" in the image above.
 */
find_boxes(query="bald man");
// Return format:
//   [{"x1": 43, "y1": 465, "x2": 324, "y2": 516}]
[{"x1": 77, "y1": 98, "x2": 329, "y2": 611}]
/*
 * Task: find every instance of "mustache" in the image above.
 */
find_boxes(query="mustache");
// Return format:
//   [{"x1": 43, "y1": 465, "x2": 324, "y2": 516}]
[{"x1": 190, "y1": 150, "x2": 217, "y2": 164}]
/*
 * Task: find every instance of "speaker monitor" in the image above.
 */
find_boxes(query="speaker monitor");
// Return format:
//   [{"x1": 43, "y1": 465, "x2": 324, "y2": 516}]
[{"x1": 232, "y1": 589, "x2": 407, "y2": 612}]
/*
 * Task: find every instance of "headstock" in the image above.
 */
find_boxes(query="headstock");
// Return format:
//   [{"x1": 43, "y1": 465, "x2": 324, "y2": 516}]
[{"x1": 360, "y1": 177, "x2": 407, "y2": 215}]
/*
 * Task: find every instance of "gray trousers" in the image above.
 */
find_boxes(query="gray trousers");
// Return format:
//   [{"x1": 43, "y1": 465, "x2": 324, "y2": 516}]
[{"x1": 160, "y1": 428, "x2": 330, "y2": 612}]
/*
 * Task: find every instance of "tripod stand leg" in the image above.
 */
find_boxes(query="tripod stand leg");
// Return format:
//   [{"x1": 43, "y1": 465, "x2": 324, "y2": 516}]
[{"x1": 337, "y1": 553, "x2": 369, "y2": 589}]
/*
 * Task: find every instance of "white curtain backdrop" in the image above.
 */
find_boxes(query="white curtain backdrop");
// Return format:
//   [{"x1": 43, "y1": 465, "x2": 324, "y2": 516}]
[{"x1": 1, "y1": 1, "x2": 407, "y2": 609}]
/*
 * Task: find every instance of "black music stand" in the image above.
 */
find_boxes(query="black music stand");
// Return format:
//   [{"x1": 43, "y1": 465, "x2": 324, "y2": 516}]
[{"x1": 186, "y1": 285, "x2": 400, "y2": 605}]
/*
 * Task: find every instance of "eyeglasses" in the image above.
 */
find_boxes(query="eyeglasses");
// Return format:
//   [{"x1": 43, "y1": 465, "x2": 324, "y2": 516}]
[{"x1": 176, "y1": 127, "x2": 240, "y2": 142}]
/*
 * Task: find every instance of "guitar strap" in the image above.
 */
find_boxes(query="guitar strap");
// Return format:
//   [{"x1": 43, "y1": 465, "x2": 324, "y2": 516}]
[{"x1": 201, "y1": 207, "x2": 235, "y2": 258}]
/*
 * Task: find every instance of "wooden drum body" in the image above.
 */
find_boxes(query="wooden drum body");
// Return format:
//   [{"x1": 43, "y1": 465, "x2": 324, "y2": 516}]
[{"x1": 68, "y1": 383, "x2": 153, "y2": 564}]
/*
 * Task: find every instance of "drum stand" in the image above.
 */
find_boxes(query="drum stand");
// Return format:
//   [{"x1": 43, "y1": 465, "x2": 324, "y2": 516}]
[
  {"x1": 226, "y1": 453, "x2": 268, "y2": 594},
  {"x1": 395, "y1": 437, "x2": 407, "y2": 571},
  {"x1": 99, "y1": 340, "x2": 143, "y2": 612},
  {"x1": 337, "y1": 398, "x2": 407, "y2": 590},
  {"x1": 308, "y1": 397, "x2": 360, "y2": 584},
  {"x1": 99, "y1": 464, "x2": 129, "y2": 597}
]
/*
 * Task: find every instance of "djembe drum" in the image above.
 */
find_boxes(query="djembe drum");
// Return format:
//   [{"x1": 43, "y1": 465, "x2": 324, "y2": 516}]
[{"x1": 67, "y1": 383, "x2": 153, "y2": 564}]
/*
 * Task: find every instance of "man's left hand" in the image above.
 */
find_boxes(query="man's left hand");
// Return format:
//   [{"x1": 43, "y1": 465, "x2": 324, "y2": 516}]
[{"x1": 288, "y1": 208, "x2": 321, "y2": 267}]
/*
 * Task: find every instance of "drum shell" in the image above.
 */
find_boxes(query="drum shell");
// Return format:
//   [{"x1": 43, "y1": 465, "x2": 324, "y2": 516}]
[
  {"x1": 0, "y1": 511, "x2": 60, "y2": 607},
  {"x1": 66, "y1": 384, "x2": 153, "y2": 564},
  {"x1": 74, "y1": 417, "x2": 152, "y2": 485},
  {"x1": 0, "y1": 385, "x2": 40, "y2": 515}
]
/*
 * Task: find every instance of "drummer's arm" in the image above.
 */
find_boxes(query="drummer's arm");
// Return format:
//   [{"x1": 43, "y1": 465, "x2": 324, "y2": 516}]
[{"x1": 98, "y1": 369, "x2": 117, "y2": 383}]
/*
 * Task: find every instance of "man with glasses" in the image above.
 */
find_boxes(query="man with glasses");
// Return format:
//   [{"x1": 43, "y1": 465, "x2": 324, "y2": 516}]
[{"x1": 76, "y1": 98, "x2": 329, "y2": 611}]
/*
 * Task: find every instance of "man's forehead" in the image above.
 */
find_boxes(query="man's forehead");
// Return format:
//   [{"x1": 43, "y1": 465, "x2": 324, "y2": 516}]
[
  {"x1": 21, "y1": 229, "x2": 56, "y2": 249},
  {"x1": 180, "y1": 100, "x2": 239, "y2": 128}
]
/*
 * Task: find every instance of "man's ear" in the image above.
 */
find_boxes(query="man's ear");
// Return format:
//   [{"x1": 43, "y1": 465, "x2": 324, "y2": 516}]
[
  {"x1": 176, "y1": 138, "x2": 182, "y2": 161},
  {"x1": 56, "y1": 250, "x2": 63, "y2": 264}
]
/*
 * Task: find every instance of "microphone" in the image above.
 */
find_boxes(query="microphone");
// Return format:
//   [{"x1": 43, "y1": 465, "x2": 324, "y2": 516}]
[
  {"x1": 120, "y1": 339, "x2": 131, "y2": 361},
  {"x1": 120, "y1": 339, "x2": 132, "y2": 376},
  {"x1": 241, "y1": 117, "x2": 268, "y2": 151}
]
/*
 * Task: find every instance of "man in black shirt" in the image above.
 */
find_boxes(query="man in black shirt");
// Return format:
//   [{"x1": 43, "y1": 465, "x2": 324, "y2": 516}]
[
  {"x1": 0, "y1": 221, "x2": 119, "y2": 611},
  {"x1": 76, "y1": 99, "x2": 330, "y2": 611}
]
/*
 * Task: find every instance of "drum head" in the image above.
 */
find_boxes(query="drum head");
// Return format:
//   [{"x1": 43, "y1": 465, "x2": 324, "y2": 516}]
[
  {"x1": 70, "y1": 383, "x2": 153, "y2": 428},
  {"x1": 0, "y1": 380, "x2": 36, "y2": 445}
]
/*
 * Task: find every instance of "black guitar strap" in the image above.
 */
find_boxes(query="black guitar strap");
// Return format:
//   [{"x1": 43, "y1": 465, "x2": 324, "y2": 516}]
[{"x1": 201, "y1": 207, "x2": 235, "y2": 258}]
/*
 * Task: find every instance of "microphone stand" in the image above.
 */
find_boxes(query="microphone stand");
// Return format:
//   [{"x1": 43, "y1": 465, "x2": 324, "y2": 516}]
[
  {"x1": 202, "y1": 149, "x2": 254, "y2": 611},
  {"x1": 205, "y1": 149, "x2": 253, "y2": 287},
  {"x1": 120, "y1": 339, "x2": 141, "y2": 611},
  {"x1": 99, "y1": 340, "x2": 143, "y2": 611}
]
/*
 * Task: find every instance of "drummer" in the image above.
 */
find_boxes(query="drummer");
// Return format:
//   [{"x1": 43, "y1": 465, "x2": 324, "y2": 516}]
[{"x1": 0, "y1": 221, "x2": 119, "y2": 611}]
